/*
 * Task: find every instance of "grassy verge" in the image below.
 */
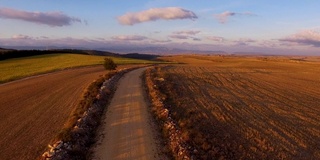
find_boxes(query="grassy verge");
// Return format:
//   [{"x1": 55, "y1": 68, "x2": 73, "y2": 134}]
[
  {"x1": 41, "y1": 70, "x2": 117, "y2": 159},
  {"x1": 0, "y1": 53, "x2": 158, "y2": 83},
  {"x1": 55, "y1": 71, "x2": 117, "y2": 142},
  {"x1": 143, "y1": 66, "x2": 190, "y2": 159}
]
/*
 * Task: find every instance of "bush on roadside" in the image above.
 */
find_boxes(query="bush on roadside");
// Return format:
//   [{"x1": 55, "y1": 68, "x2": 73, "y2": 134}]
[{"x1": 103, "y1": 58, "x2": 117, "y2": 70}]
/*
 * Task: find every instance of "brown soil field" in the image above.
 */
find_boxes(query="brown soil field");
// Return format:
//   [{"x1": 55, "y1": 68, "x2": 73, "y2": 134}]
[
  {"x1": 151, "y1": 55, "x2": 320, "y2": 159},
  {"x1": 0, "y1": 66, "x2": 110, "y2": 160}
]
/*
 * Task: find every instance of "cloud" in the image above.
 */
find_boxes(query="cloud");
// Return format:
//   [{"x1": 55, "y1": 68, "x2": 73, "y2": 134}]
[
  {"x1": 207, "y1": 36, "x2": 225, "y2": 42},
  {"x1": 150, "y1": 39, "x2": 172, "y2": 43},
  {"x1": 234, "y1": 38, "x2": 256, "y2": 46},
  {"x1": 40, "y1": 36, "x2": 49, "y2": 39},
  {"x1": 1, "y1": 35, "x2": 318, "y2": 55},
  {"x1": 214, "y1": 11, "x2": 255, "y2": 24},
  {"x1": 0, "y1": 7, "x2": 82, "y2": 27},
  {"x1": 118, "y1": 7, "x2": 197, "y2": 25},
  {"x1": 111, "y1": 35, "x2": 148, "y2": 41},
  {"x1": 169, "y1": 35, "x2": 190, "y2": 39},
  {"x1": 169, "y1": 30, "x2": 201, "y2": 40},
  {"x1": 169, "y1": 29, "x2": 203, "y2": 41},
  {"x1": 173, "y1": 30, "x2": 200, "y2": 35},
  {"x1": 12, "y1": 34, "x2": 32, "y2": 40},
  {"x1": 169, "y1": 34, "x2": 201, "y2": 42},
  {"x1": 259, "y1": 40, "x2": 277, "y2": 47},
  {"x1": 192, "y1": 38, "x2": 201, "y2": 41},
  {"x1": 0, "y1": 35, "x2": 112, "y2": 48},
  {"x1": 279, "y1": 30, "x2": 320, "y2": 47},
  {"x1": 207, "y1": 36, "x2": 257, "y2": 45}
]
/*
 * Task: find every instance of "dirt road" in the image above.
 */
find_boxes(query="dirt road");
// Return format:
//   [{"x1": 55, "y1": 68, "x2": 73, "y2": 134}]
[
  {"x1": 0, "y1": 66, "x2": 107, "y2": 160},
  {"x1": 93, "y1": 68, "x2": 161, "y2": 160}
]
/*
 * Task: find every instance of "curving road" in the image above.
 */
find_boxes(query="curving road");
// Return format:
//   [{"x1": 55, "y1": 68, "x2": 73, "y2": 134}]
[
  {"x1": 93, "y1": 68, "x2": 162, "y2": 160},
  {"x1": 0, "y1": 66, "x2": 107, "y2": 160}
]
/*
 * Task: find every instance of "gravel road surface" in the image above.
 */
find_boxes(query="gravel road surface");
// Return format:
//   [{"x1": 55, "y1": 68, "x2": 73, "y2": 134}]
[{"x1": 93, "y1": 68, "x2": 161, "y2": 160}]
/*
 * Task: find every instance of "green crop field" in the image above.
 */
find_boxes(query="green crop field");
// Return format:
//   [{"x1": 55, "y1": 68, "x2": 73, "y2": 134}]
[{"x1": 0, "y1": 53, "x2": 157, "y2": 83}]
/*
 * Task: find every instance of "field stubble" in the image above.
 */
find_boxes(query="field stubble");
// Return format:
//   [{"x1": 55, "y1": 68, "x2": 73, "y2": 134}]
[
  {"x1": 0, "y1": 65, "x2": 145, "y2": 160},
  {"x1": 152, "y1": 56, "x2": 320, "y2": 159}
]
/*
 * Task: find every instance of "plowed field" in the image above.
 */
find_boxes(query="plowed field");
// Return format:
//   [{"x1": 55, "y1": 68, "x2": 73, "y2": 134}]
[
  {"x1": 0, "y1": 66, "x2": 107, "y2": 160},
  {"x1": 153, "y1": 56, "x2": 320, "y2": 159}
]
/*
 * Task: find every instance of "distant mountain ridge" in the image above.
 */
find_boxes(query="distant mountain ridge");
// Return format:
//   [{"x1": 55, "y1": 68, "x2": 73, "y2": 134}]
[
  {"x1": 2, "y1": 45, "x2": 228, "y2": 55},
  {"x1": 0, "y1": 48, "x2": 161, "y2": 61}
]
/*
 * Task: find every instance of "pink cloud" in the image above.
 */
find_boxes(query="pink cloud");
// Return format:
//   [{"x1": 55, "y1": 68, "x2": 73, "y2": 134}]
[
  {"x1": 207, "y1": 36, "x2": 225, "y2": 42},
  {"x1": 12, "y1": 34, "x2": 32, "y2": 40},
  {"x1": 234, "y1": 38, "x2": 257, "y2": 45},
  {"x1": 259, "y1": 40, "x2": 278, "y2": 47},
  {"x1": 279, "y1": 30, "x2": 320, "y2": 47},
  {"x1": 111, "y1": 35, "x2": 148, "y2": 41},
  {"x1": 169, "y1": 34, "x2": 201, "y2": 41},
  {"x1": 118, "y1": 7, "x2": 197, "y2": 25},
  {"x1": 150, "y1": 39, "x2": 172, "y2": 43},
  {"x1": 214, "y1": 11, "x2": 255, "y2": 24},
  {"x1": 173, "y1": 30, "x2": 201, "y2": 35},
  {"x1": 0, "y1": 36, "x2": 318, "y2": 55},
  {"x1": 0, "y1": 7, "x2": 82, "y2": 27}
]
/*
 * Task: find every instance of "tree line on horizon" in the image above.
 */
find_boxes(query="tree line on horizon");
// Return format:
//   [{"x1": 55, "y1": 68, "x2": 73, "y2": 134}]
[
  {"x1": 0, "y1": 48, "x2": 160, "y2": 61},
  {"x1": 0, "y1": 49, "x2": 90, "y2": 60}
]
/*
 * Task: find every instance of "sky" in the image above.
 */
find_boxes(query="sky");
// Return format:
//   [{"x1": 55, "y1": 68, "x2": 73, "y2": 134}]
[{"x1": 0, "y1": 0, "x2": 320, "y2": 55}]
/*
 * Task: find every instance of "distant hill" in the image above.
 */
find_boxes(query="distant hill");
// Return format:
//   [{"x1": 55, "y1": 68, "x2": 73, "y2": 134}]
[
  {"x1": 84, "y1": 50, "x2": 119, "y2": 57},
  {"x1": 0, "y1": 49, "x2": 120, "y2": 60},
  {"x1": 0, "y1": 48, "x2": 164, "y2": 61},
  {"x1": 101, "y1": 46, "x2": 228, "y2": 55},
  {"x1": 122, "y1": 53, "x2": 159, "y2": 60},
  {"x1": 0, "y1": 47, "x2": 15, "y2": 52}
]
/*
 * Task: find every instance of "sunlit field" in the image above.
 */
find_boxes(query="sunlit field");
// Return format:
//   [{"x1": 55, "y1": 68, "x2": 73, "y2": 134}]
[
  {"x1": 149, "y1": 55, "x2": 320, "y2": 159},
  {"x1": 0, "y1": 53, "x2": 157, "y2": 83}
]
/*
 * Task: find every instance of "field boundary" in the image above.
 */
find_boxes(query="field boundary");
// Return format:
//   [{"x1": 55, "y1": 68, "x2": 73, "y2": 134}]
[
  {"x1": 143, "y1": 66, "x2": 192, "y2": 159},
  {"x1": 0, "y1": 53, "x2": 161, "y2": 84},
  {"x1": 0, "y1": 65, "x2": 101, "y2": 86}
]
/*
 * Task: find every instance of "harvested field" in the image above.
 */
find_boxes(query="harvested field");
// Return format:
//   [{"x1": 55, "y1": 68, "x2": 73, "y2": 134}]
[
  {"x1": 150, "y1": 55, "x2": 320, "y2": 159},
  {"x1": 0, "y1": 66, "x2": 109, "y2": 160}
]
